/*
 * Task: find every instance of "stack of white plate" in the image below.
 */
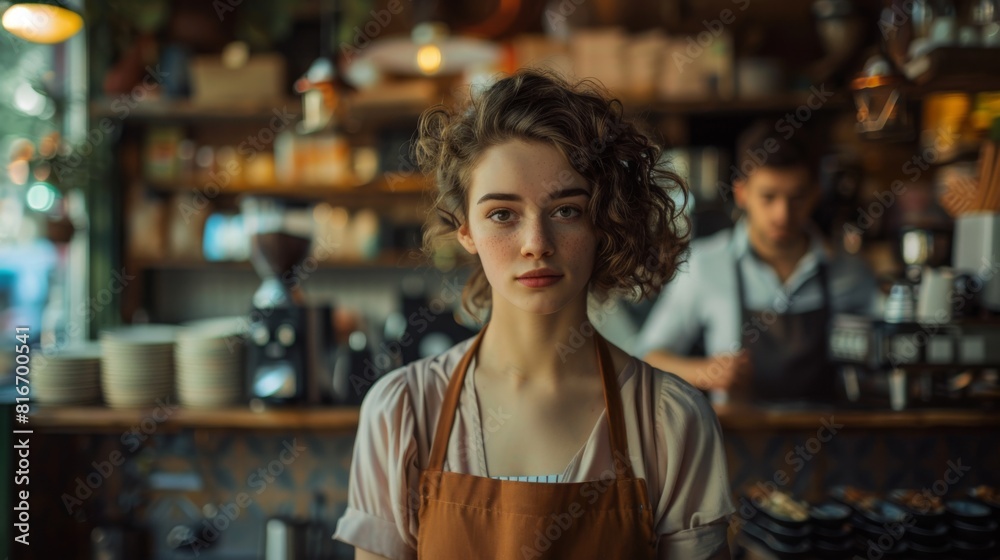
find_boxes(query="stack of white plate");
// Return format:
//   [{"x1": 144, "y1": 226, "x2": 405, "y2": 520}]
[
  {"x1": 33, "y1": 343, "x2": 102, "y2": 405},
  {"x1": 100, "y1": 325, "x2": 177, "y2": 408},
  {"x1": 175, "y1": 317, "x2": 246, "y2": 408}
]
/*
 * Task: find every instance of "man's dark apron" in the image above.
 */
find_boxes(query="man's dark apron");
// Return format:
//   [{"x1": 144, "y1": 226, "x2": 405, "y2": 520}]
[{"x1": 735, "y1": 258, "x2": 836, "y2": 402}]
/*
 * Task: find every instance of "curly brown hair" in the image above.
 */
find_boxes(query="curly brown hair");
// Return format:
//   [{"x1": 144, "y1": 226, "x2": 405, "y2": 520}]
[{"x1": 415, "y1": 69, "x2": 690, "y2": 319}]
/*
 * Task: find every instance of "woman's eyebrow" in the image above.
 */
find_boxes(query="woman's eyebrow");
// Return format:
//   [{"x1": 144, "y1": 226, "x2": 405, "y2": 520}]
[
  {"x1": 476, "y1": 192, "x2": 521, "y2": 204},
  {"x1": 543, "y1": 187, "x2": 591, "y2": 201},
  {"x1": 476, "y1": 187, "x2": 591, "y2": 205}
]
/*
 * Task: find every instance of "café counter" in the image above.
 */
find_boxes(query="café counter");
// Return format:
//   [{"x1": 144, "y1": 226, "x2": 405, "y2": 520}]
[
  {"x1": 28, "y1": 402, "x2": 1000, "y2": 432},
  {"x1": 24, "y1": 403, "x2": 999, "y2": 558},
  {"x1": 29, "y1": 401, "x2": 1000, "y2": 503}
]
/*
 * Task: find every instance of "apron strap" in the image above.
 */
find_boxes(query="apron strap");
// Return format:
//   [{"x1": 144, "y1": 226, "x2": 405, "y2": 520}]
[
  {"x1": 426, "y1": 323, "x2": 636, "y2": 479},
  {"x1": 594, "y1": 332, "x2": 635, "y2": 479},
  {"x1": 427, "y1": 326, "x2": 486, "y2": 471},
  {"x1": 817, "y1": 261, "x2": 832, "y2": 315}
]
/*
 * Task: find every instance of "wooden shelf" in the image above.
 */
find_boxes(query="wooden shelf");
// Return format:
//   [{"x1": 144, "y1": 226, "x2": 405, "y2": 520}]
[
  {"x1": 90, "y1": 90, "x2": 858, "y2": 126},
  {"x1": 90, "y1": 97, "x2": 304, "y2": 122},
  {"x1": 30, "y1": 405, "x2": 360, "y2": 433},
  {"x1": 714, "y1": 403, "x2": 1000, "y2": 431},
  {"x1": 143, "y1": 175, "x2": 432, "y2": 205},
  {"x1": 28, "y1": 402, "x2": 999, "y2": 433},
  {"x1": 636, "y1": 91, "x2": 853, "y2": 117},
  {"x1": 131, "y1": 250, "x2": 427, "y2": 271},
  {"x1": 90, "y1": 93, "x2": 432, "y2": 125}
]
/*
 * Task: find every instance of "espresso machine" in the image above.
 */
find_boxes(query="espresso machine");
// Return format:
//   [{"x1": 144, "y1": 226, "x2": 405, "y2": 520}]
[
  {"x1": 829, "y1": 222, "x2": 1000, "y2": 410},
  {"x1": 242, "y1": 197, "x2": 336, "y2": 405}
]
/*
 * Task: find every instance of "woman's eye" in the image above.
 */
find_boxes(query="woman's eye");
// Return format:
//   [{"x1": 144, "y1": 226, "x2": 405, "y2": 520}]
[
  {"x1": 487, "y1": 209, "x2": 512, "y2": 222},
  {"x1": 554, "y1": 206, "x2": 581, "y2": 218}
]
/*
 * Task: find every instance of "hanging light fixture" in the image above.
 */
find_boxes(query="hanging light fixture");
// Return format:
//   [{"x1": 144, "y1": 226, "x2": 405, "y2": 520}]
[
  {"x1": 2, "y1": 1, "x2": 83, "y2": 44},
  {"x1": 342, "y1": 0, "x2": 520, "y2": 85}
]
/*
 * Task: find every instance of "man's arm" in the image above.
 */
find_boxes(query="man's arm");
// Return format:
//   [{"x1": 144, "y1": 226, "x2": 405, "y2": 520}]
[
  {"x1": 644, "y1": 349, "x2": 712, "y2": 388},
  {"x1": 644, "y1": 348, "x2": 749, "y2": 391},
  {"x1": 634, "y1": 260, "x2": 702, "y2": 361}
]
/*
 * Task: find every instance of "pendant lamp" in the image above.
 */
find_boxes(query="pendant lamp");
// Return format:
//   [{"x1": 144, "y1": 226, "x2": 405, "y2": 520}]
[{"x1": 2, "y1": 1, "x2": 83, "y2": 44}]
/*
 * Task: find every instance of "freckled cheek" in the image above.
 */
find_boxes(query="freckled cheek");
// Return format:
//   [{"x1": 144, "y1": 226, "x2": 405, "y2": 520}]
[
  {"x1": 474, "y1": 230, "x2": 521, "y2": 261},
  {"x1": 558, "y1": 230, "x2": 598, "y2": 259}
]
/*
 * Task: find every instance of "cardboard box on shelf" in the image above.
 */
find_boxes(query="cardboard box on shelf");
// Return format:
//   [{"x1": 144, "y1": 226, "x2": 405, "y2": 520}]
[{"x1": 189, "y1": 53, "x2": 286, "y2": 105}]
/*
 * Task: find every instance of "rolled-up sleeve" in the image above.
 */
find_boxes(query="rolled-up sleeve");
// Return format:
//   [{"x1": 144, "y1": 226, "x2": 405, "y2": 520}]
[
  {"x1": 634, "y1": 258, "x2": 702, "y2": 359},
  {"x1": 333, "y1": 371, "x2": 419, "y2": 560},
  {"x1": 653, "y1": 373, "x2": 735, "y2": 559}
]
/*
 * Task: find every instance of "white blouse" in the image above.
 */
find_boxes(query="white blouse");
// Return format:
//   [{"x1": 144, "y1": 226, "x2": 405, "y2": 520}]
[{"x1": 334, "y1": 336, "x2": 736, "y2": 559}]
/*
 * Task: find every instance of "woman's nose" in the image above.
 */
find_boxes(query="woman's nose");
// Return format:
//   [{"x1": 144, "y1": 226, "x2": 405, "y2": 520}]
[{"x1": 520, "y1": 217, "x2": 554, "y2": 259}]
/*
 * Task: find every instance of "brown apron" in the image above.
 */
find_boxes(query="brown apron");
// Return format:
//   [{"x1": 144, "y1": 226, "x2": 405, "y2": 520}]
[{"x1": 417, "y1": 322, "x2": 658, "y2": 559}]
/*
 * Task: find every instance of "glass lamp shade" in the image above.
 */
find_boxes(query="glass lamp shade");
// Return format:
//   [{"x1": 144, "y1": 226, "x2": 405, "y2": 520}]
[{"x1": 2, "y1": 2, "x2": 83, "y2": 44}]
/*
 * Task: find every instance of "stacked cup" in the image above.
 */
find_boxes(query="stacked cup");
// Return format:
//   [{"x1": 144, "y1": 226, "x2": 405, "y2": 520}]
[
  {"x1": 174, "y1": 317, "x2": 246, "y2": 408},
  {"x1": 33, "y1": 343, "x2": 102, "y2": 405},
  {"x1": 100, "y1": 325, "x2": 177, "y2": 408}
]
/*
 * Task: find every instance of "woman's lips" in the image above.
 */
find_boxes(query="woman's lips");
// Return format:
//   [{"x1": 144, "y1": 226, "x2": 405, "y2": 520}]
[{"x1": 516, "y1": 275, "x2": 563, "y2": 288}]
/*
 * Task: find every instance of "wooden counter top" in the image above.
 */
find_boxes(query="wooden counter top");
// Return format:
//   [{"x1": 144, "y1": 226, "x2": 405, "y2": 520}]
[
  {"x1": 27, "y1": 403, "x2": 999, "y2": 433},
  {"x1": 29, "y1": 405, "x2": 361, "y2": 433},
  {"x1": 712, "y1": 403, "x2": 1000, "y2": 431}
]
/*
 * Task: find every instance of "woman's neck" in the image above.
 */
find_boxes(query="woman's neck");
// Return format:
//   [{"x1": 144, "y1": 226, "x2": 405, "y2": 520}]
[{"x1": 476, "y1": 298, "x2": 599, "y2": 388}]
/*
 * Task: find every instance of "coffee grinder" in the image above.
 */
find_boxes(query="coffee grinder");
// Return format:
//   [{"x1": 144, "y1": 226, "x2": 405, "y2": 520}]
[{"x1": 242, "y1": 196, "x2": 336, "y2": 405}]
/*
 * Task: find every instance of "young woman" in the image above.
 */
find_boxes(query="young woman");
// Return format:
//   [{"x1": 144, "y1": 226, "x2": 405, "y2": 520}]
[{"x1": 333, "y1": 69, "x2": 735, "y2": 559}]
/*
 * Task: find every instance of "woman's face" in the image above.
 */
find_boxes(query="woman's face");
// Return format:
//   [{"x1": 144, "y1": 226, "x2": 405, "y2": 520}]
[{"x1": 457, "y1": 139, "x2": 597, "y2": 316}]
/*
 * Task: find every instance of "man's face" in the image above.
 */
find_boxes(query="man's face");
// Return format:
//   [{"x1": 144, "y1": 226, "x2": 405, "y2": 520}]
[{"x1": 734, "y1": 166, "x2": 817, "y2": 249}]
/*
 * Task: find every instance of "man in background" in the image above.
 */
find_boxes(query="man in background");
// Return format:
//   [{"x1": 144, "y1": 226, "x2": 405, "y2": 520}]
[{"x1": 635, "y1": 121, "x2": 878, "y2": 402}]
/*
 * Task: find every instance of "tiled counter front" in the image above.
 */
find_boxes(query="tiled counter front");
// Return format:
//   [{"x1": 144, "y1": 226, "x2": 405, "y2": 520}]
[{"x1": 28, "y1": 405, "x2": 1000, "y2": 559}]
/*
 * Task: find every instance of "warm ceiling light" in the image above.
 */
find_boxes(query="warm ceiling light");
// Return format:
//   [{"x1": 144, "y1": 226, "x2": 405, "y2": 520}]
[
  {"x1": 416, "y1": 44, "x2": 442, "y2": 75},
  {"x1": 2, "y1": 2, "x2": 83, "y2": 44}
]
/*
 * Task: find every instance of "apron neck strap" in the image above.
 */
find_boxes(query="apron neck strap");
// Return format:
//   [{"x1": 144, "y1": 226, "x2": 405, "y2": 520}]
[{"x1": 426, "y1": 322, "x2": 635, "y2": 479}]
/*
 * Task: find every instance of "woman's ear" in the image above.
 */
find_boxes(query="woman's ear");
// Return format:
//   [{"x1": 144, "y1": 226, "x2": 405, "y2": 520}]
[{"x1": 456, "y1": 222, "x2": 478, "y2": 255}]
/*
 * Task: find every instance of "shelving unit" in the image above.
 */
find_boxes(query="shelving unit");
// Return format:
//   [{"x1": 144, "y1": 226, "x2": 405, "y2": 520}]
[
  {"x1": 639, "y1": 90, "x2": 853, "y2": 117},
  {"x1": 90, "y1": 97, "x2": 304, "y2": 122},
  {"x1": 130, "y1": 249, "x2": 427, "y2": 272},
  {"x1": 97, "y1": 83, "x2": 442, "y2": 323},
  {"x1": 90, "y1": 91, "x2": 437, "y2": 125},
  {"x1": 142, "y1": 175, "x2": 431, "y2": 205},
  {"x1": 30, "y1": 405, "x2": 361, "y2": 433},
  {"x1": 30, "y1": 403, "x2": 1000, "y2": 433}
]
